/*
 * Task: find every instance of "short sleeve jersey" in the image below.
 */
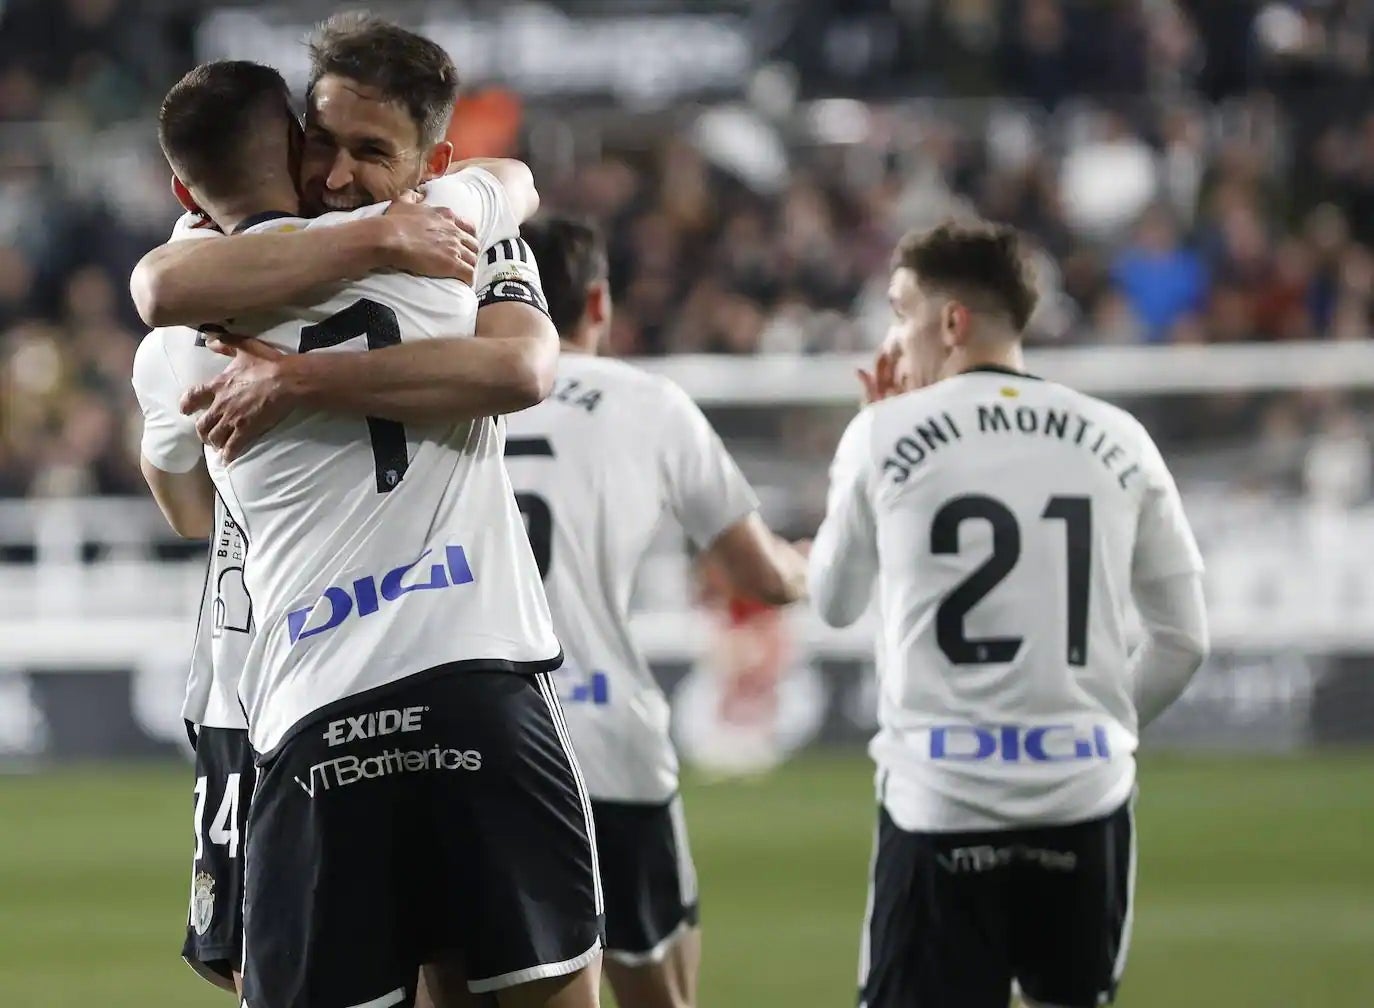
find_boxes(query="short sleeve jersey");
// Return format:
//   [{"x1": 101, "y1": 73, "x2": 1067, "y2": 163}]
[
  {"x1": 145, "y1": 168, "x2": 560, "y2": 756},
  {"x1": 503, "y1": 353, "x2": 758, "y2": 800}
]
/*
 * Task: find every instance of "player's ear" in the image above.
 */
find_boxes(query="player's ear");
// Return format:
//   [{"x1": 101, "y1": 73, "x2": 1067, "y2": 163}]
[
  {"x1": 585, "y1": 280, "x2": 610, "y2": 326},
  {"x1": 423, "y1": 140, "x2": 454, "y2": 182},
  {"x1": 171, "y1": 175, "x2": 200, "y2": 214},
  {"x1": 942, "y1": 301, "x2": 970, "y2": 348}
]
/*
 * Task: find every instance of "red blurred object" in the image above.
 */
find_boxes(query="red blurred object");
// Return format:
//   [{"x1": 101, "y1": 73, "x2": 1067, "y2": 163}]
[
  {"x1": 447, "y1": 88, "x2": 523, "y2": 159},
  {"x1": 727, "y1": 593, "x2": 773, "y2": 624}
]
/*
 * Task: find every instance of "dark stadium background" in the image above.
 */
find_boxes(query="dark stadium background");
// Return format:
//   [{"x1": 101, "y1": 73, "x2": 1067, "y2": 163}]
[{"x1": 0, "y1": 2, "x2": 1370, "y2": 1005}]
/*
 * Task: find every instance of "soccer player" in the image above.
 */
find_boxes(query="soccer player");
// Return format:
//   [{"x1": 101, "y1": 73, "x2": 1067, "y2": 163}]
[
  {"x1": 810, "y1": 221, "x2": 1210, "y2": 1008},
  {"x1": 145, "y1": 58, "x2": 601, "y2": 1008},
  {"x1": 128, "y1": 215, "x2": 255, "y2": 998},
  {"x1": 498, "y1": 218, "x2": 808, "y2": 1008}
]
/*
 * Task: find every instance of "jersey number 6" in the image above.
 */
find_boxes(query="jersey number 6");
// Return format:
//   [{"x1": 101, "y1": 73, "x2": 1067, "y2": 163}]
[{"x1": 299, "y1": 299, "x2": 409, "y2": 493}]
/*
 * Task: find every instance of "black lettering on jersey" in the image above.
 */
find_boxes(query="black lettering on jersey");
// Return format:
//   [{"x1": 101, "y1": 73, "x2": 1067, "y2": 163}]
[
  {"x1": 551, "y1": 377, "x2": 603, "y2": 413},
  {"x1": 1089, "y1": 430, "x2": 1107, "y2": 456},
  {"x1": 882, "y1": 459, "x2": 911, "y2": 483},
  {"x1": 1073, "y1": 415, "x2": 1092, "y2": 445},
  {"x1": 882, "y1": 413, "x2": 962, "y2": 483},
  {"x1": 1015, "y1": 407, "x2": 1038, "y2": 433},
  {"x1": 978, "y1": 404, "x2": 1012, "y2": 432},
  {"x1": 1044, "y1": 409, "x2": 1069, "y2": 439},
  {"x1": 916, "y1": 418, "x2": 951, "y2": 452},
  {"x1": 1116, "y1": 463, "x2": 1141, "y2": 489},
  {"x1": 1101, "y1": 444, "x2": 1124, "y2": 468}
]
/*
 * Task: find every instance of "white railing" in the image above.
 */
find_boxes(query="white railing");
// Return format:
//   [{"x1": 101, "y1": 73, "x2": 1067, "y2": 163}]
[{"x1": 633, "y1": 342, "x2": 1371, "y2": 405}]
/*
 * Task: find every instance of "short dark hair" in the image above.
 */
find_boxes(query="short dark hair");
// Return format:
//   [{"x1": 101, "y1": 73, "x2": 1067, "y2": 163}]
[
  {"x1": 892, "y1": 220, "x2": 1039, "y2": 332},
  {"x1": 158, "y1": 61, "x2": 293, "y2": 201},
  {"x1": 521, "y1": 218, "x2": 608, "y2": 337},
  {"x1": 307, "y1": 12, "x2": 459, "y2": 147}
]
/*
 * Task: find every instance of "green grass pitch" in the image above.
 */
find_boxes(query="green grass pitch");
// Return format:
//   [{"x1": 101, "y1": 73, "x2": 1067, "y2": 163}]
[{"x1": 1, "y1": 752, "x2": 1370, "y2": 1006}]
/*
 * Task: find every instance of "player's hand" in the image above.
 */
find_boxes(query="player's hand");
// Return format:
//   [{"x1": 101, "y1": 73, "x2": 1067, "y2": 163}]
[
  {"x1": 857, "y1": 345, "x2": 903, "y2": 406},
  {"x1": 382, "y1": 192, "x2": 480, "y2": 285},
  {"x1": 180, "y1": 338, "x2": 293, "y2": 462}
]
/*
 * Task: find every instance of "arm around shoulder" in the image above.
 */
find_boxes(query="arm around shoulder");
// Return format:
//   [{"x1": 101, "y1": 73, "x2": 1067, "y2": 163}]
[{"x1": 129, "y1": 218, "x2": 399, "y2": 328}]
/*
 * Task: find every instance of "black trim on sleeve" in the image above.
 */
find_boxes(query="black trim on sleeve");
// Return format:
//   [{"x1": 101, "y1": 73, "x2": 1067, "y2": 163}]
[{"x1": 477, "y1": 278, "x2": 549, "y2": 315}]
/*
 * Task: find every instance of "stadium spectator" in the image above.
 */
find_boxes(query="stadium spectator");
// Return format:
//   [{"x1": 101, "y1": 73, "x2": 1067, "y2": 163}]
[
  {"x1": 1110, "y1": 206, "x2": 1209, "y2": 343},
  {"x1": 1, "y1": 0, "x2": 1374, "y2": 496}
]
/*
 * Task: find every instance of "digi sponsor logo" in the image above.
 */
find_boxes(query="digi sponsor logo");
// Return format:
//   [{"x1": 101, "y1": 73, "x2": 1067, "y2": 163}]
[
  {"x1": 286, "y1": 546, "x2": 474, "y2": 644},
  {"x1": 323, "y1": 706, "x2": 427, "y2": 747},
  {"x1": 294, "y1": 746, "x2": 483, "y2": 797},
  {"x1": 929, "y1": 724, "x2": 1112, "y2": 762}
]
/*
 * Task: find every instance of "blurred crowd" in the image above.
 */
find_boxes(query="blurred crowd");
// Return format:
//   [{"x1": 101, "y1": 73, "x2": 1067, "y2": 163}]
[{"x1": 2, "y1": 0, "x2": 1374, "y2": 500}]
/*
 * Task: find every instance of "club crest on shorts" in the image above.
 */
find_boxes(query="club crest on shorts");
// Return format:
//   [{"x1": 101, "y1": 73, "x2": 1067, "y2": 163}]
[{"x1": 191, "y1": 871, "x2": 215, "y2": 935}]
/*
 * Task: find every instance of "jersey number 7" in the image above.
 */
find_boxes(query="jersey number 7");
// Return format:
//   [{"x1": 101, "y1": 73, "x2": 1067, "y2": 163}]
[{"x1": 299, "y1": 299, "x2": 409, "y2": 493}]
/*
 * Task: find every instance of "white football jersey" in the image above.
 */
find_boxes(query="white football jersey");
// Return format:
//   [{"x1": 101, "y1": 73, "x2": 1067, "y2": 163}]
[
  {"x1": 810, "y1": 367, "x2": 1203, "y2": 832},
  {"x1": 131, "y1": 324, "x2": 249, "y2": 730},
  {"x1": 160, "y1": 168, "x2": 560, "y2": 757},
  {"x1": 503, "y1": 353, "x2": 759, "y2": 801}
]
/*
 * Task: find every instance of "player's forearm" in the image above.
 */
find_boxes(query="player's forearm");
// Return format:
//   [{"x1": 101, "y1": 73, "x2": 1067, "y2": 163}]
[
  {"x1": 707, "y1": 514, "x2": 808, "y2": 607},
  {"x1": 807, "y1": 523, "x2": 875, "y2": 627},
  {"x1": 280, "y1": 328, "x2": 559, "y2": 424},
  {"x1": 130, "y1": 220, "x2": 394, "y2": 327},
  {"x1": 1130, "y1": 572, "x2": 1210, "y2": 727}
]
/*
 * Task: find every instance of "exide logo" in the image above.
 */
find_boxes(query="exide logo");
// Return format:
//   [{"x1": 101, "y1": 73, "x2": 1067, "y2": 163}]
[
  {"x1": 287, "y1": 546, "x2": 474, "y2": 644},
  {"x1": 929, "y1": 724, "x2": 1111, "y2": 763}
]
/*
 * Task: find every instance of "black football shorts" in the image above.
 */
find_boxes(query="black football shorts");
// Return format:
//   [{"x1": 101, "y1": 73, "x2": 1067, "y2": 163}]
[
  {"x1": 239, "y1": 668, "x2": 603, "y2": 1008},
  {"x1": 182, "y1": 723, "x2": 256, "y2": 992},
  {"x1": 858, "y1": 799, "x2": 1135, "y2": 1008}
]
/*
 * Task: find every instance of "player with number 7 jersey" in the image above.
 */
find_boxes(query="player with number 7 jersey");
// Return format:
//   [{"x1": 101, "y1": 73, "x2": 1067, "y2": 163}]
[{"x1": 139, "y1": 56, "x2": 602, "y2": 1008}]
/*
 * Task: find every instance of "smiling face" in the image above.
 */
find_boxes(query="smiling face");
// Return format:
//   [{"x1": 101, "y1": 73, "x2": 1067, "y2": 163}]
[{"x1": 300, "y1": 73, "x2": 451, "y2": 214}]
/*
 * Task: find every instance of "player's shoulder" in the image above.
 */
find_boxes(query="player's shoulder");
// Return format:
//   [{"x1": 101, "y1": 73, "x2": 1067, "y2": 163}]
[
  {"x1": 556, "y1": 354, "x2": 682, "y2": 412},
  {"x1": 132, "y1": 325, "x2": 223, "y2": 400},
  {"x1": 863, "y1": 380, "x2": 955, "y2": 433},
  {"x1": 133, "y1": 324, "x2": 200, "y2": 371},
  {"x1": 534, "y1": 355, "x2": 675, "y2": 444},
  {"x1": 564, "y1": 353, "x2": 657, "y2": 389},
  {"x1": 240, "y1": 212, "x2": 311, "y2": 235},
  {"x1": 1047, "y1": 381, "x2": 1153, "y2": 444}
]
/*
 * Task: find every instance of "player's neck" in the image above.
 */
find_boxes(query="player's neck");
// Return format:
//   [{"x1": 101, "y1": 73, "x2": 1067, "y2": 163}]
[
  {"x1": 559, "y1": 327, "x2": 599, "y2": 356},
  {"x1": 945, "y1": 341, "x2": 1025, "y2": 379}
]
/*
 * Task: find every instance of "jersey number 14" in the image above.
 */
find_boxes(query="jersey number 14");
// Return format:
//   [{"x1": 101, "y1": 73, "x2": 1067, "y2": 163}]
[{"x1": 932, "y1": 494, "x2": 1091, "y2": 666}]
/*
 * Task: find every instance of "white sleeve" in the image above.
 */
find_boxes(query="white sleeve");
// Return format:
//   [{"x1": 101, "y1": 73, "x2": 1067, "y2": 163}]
[
  {"x1": 1132, "y1": 432, "x2": 1204, "y2": 582},
  {"x1": 473, "y1": 235, "x2": 550, "y2": 317},
  {"x1": 657, "y1": 379, "x2": 760, "y2": 549},
  {"x1": 809, "y1": 409, "x2": 879, "y2": 627},
  {"x1": 304, "y1": 167, "x2": 518, "y2": 247},
  {"x1": 420, "y1": 167, "x2": 521, "y2": 248},
  {"x1": 1130, "y1": 571, "x2": 1210, "y2": 727},
  {"x1": 131, "y1": 332, "x2": 203, "y2": 473}
]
